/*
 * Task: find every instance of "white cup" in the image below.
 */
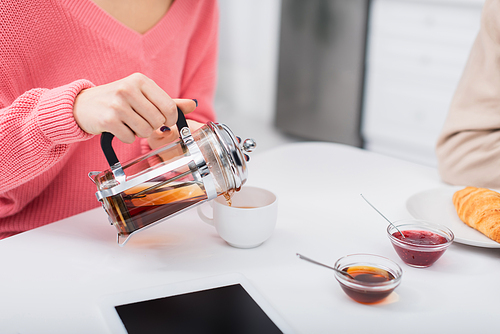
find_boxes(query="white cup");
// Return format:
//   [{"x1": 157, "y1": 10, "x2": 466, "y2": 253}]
[{"x1": 197, "y1": 186, "x2": 278, "y2": 248}]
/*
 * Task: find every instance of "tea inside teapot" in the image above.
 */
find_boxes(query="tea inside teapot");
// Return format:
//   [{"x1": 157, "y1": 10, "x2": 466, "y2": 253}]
[{"x1": 90, "y1": 108, "x2": 255, "y2": 246}]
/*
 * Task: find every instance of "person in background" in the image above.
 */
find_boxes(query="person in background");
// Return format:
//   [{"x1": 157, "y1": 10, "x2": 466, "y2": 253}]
[
  {"x1": 436, "y1": 0, "x2": 500, "y2": 189},
  {"x1": 0, "y1": 0, "x2": 219, "y2": 238}
]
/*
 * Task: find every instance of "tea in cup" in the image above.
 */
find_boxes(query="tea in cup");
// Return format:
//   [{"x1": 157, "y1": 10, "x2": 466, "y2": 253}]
[{"x1": 197, "y1": 186, "x2": 278, "y2": 248}]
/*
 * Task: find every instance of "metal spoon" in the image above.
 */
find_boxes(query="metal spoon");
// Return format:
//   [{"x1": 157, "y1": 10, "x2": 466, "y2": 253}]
[
  {"x1": 296, "y1": 253, "x2": 354, "y2": 279},
  {"x1": 360, "y1": 194, "x2": 405, "y2": 238}
]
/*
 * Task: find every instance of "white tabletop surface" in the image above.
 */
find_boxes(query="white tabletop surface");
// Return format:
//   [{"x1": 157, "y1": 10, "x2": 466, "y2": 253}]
[{"x1": 1, "y1": 142, "x2": 499, "y2": 334}]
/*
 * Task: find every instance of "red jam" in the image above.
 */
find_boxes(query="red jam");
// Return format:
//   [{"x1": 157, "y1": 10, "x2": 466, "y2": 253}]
[{"x1": 391, "y1": 230, "x2": 448, "y2": 267}]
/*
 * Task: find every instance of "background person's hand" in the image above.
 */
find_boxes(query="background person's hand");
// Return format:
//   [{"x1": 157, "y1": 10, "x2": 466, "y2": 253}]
[{"x1": 73, "y1": 73, "x2": 196, "y2": 144}]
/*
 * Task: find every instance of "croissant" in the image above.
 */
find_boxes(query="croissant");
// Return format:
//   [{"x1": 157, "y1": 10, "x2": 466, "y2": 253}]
[{"x1": 452, "y1": 186, "x2": 500, "y2": 243}]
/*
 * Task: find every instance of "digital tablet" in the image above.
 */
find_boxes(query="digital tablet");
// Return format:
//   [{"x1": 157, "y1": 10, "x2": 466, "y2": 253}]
[{"x1": 99, "y1": 273, "x2": 295, "y2": 334}]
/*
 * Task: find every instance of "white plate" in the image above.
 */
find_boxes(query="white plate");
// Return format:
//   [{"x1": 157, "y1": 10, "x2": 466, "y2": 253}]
[{"x1": 406, "y1": 187, "x2": 500, "y2": 248}]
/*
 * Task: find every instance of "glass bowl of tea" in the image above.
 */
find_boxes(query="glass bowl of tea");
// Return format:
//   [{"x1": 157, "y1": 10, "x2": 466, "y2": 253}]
[
  {"x1": 334, "y1": 254, "x2": 402, "y2": 304},
  {"x1": 387, "y1": 219, "x2": 454, "y2": 268}
]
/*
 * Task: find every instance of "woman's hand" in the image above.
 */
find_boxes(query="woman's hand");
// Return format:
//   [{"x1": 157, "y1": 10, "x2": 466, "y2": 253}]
[
  {"x1": 73, "y1": 73, "x2": 197, "y2": 144},
  {"x1": 147, "y1": 119, "x2": 205, "y2": 151}
]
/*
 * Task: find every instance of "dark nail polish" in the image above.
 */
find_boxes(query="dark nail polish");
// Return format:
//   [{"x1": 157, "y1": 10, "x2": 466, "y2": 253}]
[
  {"x1": 192, "y1": 99, "x2": 198, "y2": 107},
  {"x1": 160, "y1": 126, "x2": 170, "y2": 132}
]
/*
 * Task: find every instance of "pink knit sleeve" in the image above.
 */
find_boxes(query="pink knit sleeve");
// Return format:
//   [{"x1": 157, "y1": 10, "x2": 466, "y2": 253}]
[{"x1": 0, "y1": 79, "x2": 95, "y2": 217}]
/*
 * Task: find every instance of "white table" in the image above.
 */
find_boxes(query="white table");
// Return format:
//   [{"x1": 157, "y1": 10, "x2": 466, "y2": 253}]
[{"x1": 1, "y1": 142, "x2": 499, "y2": 333}]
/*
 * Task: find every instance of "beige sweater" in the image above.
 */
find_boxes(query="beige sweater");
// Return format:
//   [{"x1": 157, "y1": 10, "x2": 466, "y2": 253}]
[{"x1": 436, "y1": 0, "x2": 500, "y2": 188}]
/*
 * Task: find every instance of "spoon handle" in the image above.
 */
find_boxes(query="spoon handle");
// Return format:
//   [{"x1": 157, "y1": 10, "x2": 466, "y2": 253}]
[
  {"x1": 296, "y1": 253, "x2": 354, "y2": 279},
  {"x1": 360, "y1": 194, "x2": 405, "y2": 238},
  {"x1": 360, "y1": 194, "x2": 392, "y2": 224},
  {"x1": 296, "y1": 254, "x2": 335, "y2": 270}
]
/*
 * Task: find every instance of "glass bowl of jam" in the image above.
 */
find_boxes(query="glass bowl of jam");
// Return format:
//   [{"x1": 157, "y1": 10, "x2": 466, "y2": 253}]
[
  {"x1": 387, "y1": 219, "x2": 454, "y2": 268},
  {"x1": 334, "y1": 254, "x2": 403, "y2": 304}
]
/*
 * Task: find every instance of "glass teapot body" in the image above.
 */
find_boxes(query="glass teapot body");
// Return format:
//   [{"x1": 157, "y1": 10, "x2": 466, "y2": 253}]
[{"x1": 89, "y1": 109, "x2": 255, "y2": 245}]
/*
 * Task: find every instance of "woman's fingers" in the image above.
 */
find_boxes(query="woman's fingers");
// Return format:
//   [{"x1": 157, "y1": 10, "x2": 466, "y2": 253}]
[
  {"x1": 138, "y1": 74, "x2": 177, "y2": 128},
  {"x1": 173, "y1": 98, "x2": 198, "y2": 116},
  {"x1": 121, "y1": 78, "x2": 198, "y2": 133},
  {"x1": 148, "y1": 119, "x2": 205, "y2": 151},
  {"x1": 106, "y1": 122, "x2": 137, "y2": 145},
  {"x1": 151, "y1": 99, "x2": 198, "y2": 136},
  {"x1": 73, "y1": 73, "x2": 198, "y2": 144}
]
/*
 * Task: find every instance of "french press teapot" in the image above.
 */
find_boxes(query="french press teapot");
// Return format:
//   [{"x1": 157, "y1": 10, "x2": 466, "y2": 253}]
[{"x1": 89, "y1": 108, "x2": 256, "y2": 246}]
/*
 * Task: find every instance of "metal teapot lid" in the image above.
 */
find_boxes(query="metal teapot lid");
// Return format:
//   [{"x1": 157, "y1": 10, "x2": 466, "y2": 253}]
[{"x1": 207, "y1": 122, "x2": 256, "y2": 191}]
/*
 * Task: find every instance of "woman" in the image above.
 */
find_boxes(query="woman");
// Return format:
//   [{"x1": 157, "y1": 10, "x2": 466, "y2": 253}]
[{"x1": 0, "y1": 0, "x2": 219, "y2": 238}]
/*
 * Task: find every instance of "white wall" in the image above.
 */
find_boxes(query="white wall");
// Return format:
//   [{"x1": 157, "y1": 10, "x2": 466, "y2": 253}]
[
  {"x1": 215, "y1": 0, "x2": 282, "y2": 124},
  {"x1": 361, "y1": 0, "x2": 484, "y2": 167},
  {"x1": 215, "y1": 0, "x2": 485, "y2": 162}
]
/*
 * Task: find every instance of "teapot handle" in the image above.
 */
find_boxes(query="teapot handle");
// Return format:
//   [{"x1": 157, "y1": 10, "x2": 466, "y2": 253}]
[{"x1": 100, "y1": 107, "x2": 189, "y2": 168}]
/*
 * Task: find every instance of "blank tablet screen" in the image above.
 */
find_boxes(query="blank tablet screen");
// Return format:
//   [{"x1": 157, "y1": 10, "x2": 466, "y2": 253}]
[{"x1": 115, "y1": 284, "x2": 283, "y2": 334}]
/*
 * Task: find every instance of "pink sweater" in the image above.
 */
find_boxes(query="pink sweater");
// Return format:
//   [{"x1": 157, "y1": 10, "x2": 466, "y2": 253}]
[{"x1": 0, "y1": 0, "x2": 218, "y2": 239}]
